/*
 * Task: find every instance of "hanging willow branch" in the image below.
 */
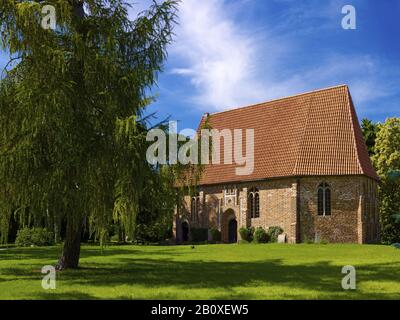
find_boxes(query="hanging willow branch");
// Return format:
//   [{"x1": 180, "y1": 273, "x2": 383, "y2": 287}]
[{"x1": 0, "y1": 0, "x2": 179, "y2": 267}]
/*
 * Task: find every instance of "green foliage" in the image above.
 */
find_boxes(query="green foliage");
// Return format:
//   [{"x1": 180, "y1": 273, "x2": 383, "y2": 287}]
[
  {"x1": 190, "y1": 228, "x2": 208, "y2": 243},
  {"x1": 388, "y1": 170, "x2": 400, "y2": 224},
  {"x1": 372, "y1": 118, "x2": 400, "y2": 176},
  {"x1": 372, "y1": 118, "x2": 400, "y2": 244},
  {"x1": 302, "y1": 235, "x2": 315, "y2": 244},
  {"x1": 135, "y1": 222, "x2": 170, "y2": 243},
  {"x1": 361, "y1": 118, "x2": 380, "y2": 156},
  {"x1": 253, "y1": 227, "x2": 268, "y2": 243},
  {"x1": 268, "y1": 226, "x2": 284, "y2": 243},
  {"x1": 303, "y1": 236, "x2": 315, "y2": 244},
  {"x1": 15, "y1": 227, "x2": 54, "y2": 247},
  {"x1": 387, "y1": 170, "x2": 400, "y2": 180},
  {"x1": 210, "y1": 228, "x2": 221, "y2": 243},
  {"x1": 134, "y1": 165, "x2": 177, "y2": 243},
  {"x1": 0, "y1": 0, "x2": 178, "y2": 266},
  {"x1": 110, "y1": 234, "x2": 120, "y2": 242},
  {"x1": 239, "y1": 227, "x2": 254, "y2": 242}
]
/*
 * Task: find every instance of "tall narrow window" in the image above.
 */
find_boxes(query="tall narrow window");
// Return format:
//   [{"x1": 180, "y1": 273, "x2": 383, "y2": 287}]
[
  {"x1": 217, "y1": 198, "x2": 222, "y2": 229},
  {"x1": 248, "y1": 188, "x2": 260, "y2": 218},
  {"x1": 191, "y1": 193, "x2": 200, "y2": 222},
  {"x1": 255, "y1": 192, "x2": 260, "y2": 218},
  {"x1": 248, "y1": 192, "x2": 254, "y2": 217},
  {"x1": 317, "y1": 183, "x2": 331, "y2": 216}
]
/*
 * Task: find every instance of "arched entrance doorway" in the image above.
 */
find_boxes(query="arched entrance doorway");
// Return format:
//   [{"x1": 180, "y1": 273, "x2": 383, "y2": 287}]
[
  {"x1": 228, "y1": 219, "x2": 237, "y2": 243},
  {"x1": 181, "y1": 221, "x2": 189, "y2": 242},
  {"x1": 221, "y1": 209, "x2": 237, "y2": 243}
]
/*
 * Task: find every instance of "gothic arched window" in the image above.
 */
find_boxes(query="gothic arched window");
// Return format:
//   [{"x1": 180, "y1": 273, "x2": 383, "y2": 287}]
[
  {"x1": 191, "y1": 193, "x2": 200, "y2": 222},
  {"x1": 248, "y1": 188, "x2": 260, "y2": 218},
  {"x1": 318, "y1": 183, "x2": 331, "y2": 216}
]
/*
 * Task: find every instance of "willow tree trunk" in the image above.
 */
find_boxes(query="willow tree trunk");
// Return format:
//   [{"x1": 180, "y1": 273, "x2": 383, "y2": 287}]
[
  {"x1": 55, "y1": 0, "x2": 85, "y2": 271},
  {"x1": 56, "y1": 220, "x2": 82, "y2": 270}
]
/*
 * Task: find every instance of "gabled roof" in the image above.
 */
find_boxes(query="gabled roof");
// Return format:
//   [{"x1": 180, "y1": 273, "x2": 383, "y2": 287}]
[{"x1": 197, "y1": 85, "x2": 379, "y2": 186}]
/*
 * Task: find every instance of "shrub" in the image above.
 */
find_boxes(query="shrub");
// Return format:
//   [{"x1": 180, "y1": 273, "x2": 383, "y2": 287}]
[
  {"x1": 210, "y1": 228, "x2": 221, "y2": 242},
  {"x1": 110, "y1": 234, "x2": 120, "y2": 242},
  {"x1": 303, "y1": 236, "x2": 314, "y2": 244},
  {"x1": 191, "y1": 228, "x2": 208, "y2": 243},
  {"x1": 254, "y1": 227, "x2": 269, "y2": 243},
  {"x1": 238, "y1": 240, "x2": 251, "y2": 244},
  {"x1": 239, "y1": 227, "x2": 254, "y2": 242},
  {"x1": 15, "y1": 227, "x2": 54, "y2": 247},
  {"x1": 135, "y1": 222, "x2": 171, "y2": 243},
  {"x1": 267, "y1": 226, "x2": 284, "y2": 243},
  {"x1": 15, "y1": 228, "x2": 31, "y2": 247}
]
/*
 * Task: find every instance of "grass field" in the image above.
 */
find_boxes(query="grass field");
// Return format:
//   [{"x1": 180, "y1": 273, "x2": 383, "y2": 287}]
[{"x1": 0, "y1": 244, "x2": 399, "y2": 300}]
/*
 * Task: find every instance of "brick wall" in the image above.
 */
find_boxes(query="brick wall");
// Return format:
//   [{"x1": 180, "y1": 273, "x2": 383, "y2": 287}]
[
  {"x1": 244, "y1": 179, "x2": 297, "y2": 243},
  {"x1": 173, "y1": 175, "x2": 379, "y2": 244},
  {"x1": 298, "y1": 176, "x2": 379, "y2": 243}
]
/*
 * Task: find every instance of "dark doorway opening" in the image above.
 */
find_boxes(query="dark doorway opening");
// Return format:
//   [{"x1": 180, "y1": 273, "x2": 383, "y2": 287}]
[
  {"x1": 182, "y1": 221, "x2": 189, "y2": 242},
  {"x1": 228, "y1": 219, "x2": 237, "y2": 243}
]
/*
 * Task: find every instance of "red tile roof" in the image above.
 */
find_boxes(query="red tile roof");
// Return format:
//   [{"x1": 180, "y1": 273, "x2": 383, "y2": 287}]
[{"x1": 196, "y1": 85, "x2": 379, "y2": 185}]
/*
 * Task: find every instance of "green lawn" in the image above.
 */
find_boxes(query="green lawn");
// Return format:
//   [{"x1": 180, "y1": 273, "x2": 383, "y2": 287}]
[{"x1": 0, "y1": 244, "x2": 399, "y2": 299}]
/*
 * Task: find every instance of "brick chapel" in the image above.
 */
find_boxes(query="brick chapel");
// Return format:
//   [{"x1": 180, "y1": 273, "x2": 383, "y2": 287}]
[{"x1": 173, "y1": 85, "x2": 380, "y2": 244}]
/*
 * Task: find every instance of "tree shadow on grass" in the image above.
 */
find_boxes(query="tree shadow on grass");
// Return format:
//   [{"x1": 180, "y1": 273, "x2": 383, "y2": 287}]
[
  {"x1": 4, "y1": 258, "x2": 394, "y2": 300},
  {"x1": 0, "y1": 245, "x2": 187, "y2": 262},
  {"x1": 0, "y1": 247, "x2": 62, "y2": 261},
  {"x1": 2, "y1": 246, "x2": 400, "y2": 300}
]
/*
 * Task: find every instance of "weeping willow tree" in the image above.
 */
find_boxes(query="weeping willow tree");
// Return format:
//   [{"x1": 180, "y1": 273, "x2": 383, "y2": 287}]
[{"x1": 0, "y1": 0, "x2": 178, "y2": 269}]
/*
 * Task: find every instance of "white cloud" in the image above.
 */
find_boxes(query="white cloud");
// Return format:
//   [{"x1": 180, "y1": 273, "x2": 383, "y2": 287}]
[
  {"x1": 170, "y1": 68, "x2": 194, "y2": 76},
  {"x1": 171, "y1": 0, "x2": 266, "y2": 110},
  {"x1": 160, "y1": 1, "x2": 399, "y2": 113},
  {"x1": 169, "y1": 0, "x2": 373, "y2": 111}
]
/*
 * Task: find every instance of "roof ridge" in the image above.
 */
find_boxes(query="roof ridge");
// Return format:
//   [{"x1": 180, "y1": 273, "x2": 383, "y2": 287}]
[
  {"x1": 208, "y1": 84, "x2": 349, "y2": 117},
  {"x1": 345, "y1": 88, "x2": 380, "y2": 181},
  {"x1": 344, "y1": 86, "x2": 364, "y2": 176}
]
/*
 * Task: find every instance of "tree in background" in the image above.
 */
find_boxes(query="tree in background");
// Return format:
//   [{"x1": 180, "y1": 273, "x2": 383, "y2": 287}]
[
  {"x1": 372, "y1": 118, "x2": 400, "y2": 243},
  {"x1": 387, "y1": 170, "x2": 400, "y2": 225},
  {"x1": 0, "y1": 0, "x2": 178, "y2": 269},
  {"x1": 361, "y1": 118, "x2": 380, "y2": 156},
  {"x1": 135, "y1": 165, "x2": 177, "y2": 243}
]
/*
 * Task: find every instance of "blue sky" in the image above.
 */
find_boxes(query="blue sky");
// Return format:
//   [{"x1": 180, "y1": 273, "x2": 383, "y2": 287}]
[
  {"x1": 1, "y1": 0, "x2": 399, "y2": 131},
  {"x1": 143, "y1": 0, "x2": 400, "y2": 130}
]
